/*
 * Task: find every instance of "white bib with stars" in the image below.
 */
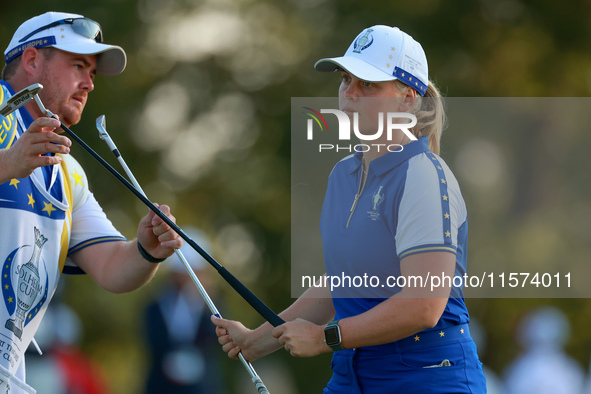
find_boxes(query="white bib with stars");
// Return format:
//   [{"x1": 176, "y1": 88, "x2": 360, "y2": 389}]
[{"x1": 0, "y1": 81, "x2": 125, "y2": 393}]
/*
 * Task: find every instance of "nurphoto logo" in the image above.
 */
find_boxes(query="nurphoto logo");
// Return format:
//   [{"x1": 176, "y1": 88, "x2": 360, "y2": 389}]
[{"x1": 303, "y1": 108, "x2": 417, "y2": 153}]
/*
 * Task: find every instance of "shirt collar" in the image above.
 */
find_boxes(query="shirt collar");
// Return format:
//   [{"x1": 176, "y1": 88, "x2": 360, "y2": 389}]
[
  {"x1": 0, "y1": 80, "x2": 15, "y2": 95},
  {"x1": 349, "y1": 136, "x2": 430, "y2": 176}
]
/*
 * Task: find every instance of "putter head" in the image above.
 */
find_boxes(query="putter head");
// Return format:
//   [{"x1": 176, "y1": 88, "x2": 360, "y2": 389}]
[{"x1": 0, "y1": 83, "x2": 43, "y2": 116}]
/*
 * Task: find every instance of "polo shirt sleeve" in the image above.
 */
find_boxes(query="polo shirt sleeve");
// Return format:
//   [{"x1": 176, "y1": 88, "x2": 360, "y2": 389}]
[
  {"x1": 395, "y1": 152, "x2": 466, "y2": 260},
  {"x1": 67, "y1": 191, "x2": 127, "y2": 255}
]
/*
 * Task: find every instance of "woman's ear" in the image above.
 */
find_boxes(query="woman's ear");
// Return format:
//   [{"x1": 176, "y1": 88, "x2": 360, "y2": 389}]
[{"x1": 399, "y1": 86, "x2": 417, "y2": 112}]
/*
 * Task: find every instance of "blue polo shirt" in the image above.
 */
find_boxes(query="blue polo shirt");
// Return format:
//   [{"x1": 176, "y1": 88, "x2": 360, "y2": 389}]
[{"x1": 320, "y1": 136, "x2": 470, "y2": 333}]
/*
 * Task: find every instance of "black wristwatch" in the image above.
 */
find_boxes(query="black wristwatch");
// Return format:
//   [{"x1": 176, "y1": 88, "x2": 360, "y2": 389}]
[{"x1": 324, "y1": 320, "x2": 344, "y2": 351}]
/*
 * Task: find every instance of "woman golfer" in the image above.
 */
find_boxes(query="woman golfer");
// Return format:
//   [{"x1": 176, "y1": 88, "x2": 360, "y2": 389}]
[{"x1": 213, "y1": 25, "x2": 487, "y2": 393}]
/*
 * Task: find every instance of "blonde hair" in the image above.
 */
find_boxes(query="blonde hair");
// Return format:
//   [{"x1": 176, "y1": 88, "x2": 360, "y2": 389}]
[{"x1": 395, "y1": 80, "x2": 447, "y2": 155}]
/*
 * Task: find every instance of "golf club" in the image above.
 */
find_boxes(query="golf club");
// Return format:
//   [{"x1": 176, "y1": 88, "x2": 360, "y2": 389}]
[
  {"x1": 0, "y1": 83, "x2": 42, "y2": 116},
  {"x1": 96, "y1": 115, "x2": 270, "y2": 393},
  {"x1": 4, "y1": 84, "x2": 285, "y2": 328}
]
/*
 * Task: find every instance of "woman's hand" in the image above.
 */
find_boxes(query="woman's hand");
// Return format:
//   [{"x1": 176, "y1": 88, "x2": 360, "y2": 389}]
[
  {"x1": 272, "y1": 318, "x2": 331, "y2": 357},
  {"x1": 212, "y1": 316, "x2": 256, "y2": 360}
]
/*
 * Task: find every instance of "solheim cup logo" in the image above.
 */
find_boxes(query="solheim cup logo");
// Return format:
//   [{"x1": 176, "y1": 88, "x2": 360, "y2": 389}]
[
  {"x1": 303, "y1": 108, "x2": 417, "y2": 153},
  {"x1": 3, "y1": 227, "x2": 49, "y2": 340},
  {"x1": 353, "y1": 28, "x2": 374, "y2": 53}
]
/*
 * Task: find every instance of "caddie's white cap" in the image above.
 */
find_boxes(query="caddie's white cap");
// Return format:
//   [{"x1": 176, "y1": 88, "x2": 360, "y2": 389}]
[
  {"x1": 315, "y1": 25, "x2": 429, "y2": 96},
  {"x1": 4, "y1": 11, "x2": 126, "y2": 76}
]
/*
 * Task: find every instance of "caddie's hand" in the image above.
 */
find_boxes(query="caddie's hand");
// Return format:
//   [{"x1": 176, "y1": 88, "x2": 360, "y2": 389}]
[
  {"x1": 2, "y1": 117, "x2": 71, "y2": 179},
  {"x1": 136, "y1": 203, "x2": 182, "y2": 261},
  {"x1": 272, "y1": 318, "x2": 329, "y2": 357}
]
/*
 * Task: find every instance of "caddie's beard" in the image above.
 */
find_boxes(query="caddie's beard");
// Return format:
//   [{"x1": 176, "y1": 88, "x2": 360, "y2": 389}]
[{"x1": 37, "y1": 70, "x2": 83, "y2": 128}]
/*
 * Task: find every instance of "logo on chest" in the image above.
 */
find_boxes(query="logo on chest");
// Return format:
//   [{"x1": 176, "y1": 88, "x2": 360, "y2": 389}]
[
  {"x1": 2, "y1": 227, "x2": 49, "y2": 343},
  {"x1": 367, "y1": 186, "x2": 385, "y2": 221}
]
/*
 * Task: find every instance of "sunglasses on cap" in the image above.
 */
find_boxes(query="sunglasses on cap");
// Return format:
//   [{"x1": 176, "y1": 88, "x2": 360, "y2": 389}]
[{"x1": 19, "y1": 17, "x2": 103, "y2": 43}]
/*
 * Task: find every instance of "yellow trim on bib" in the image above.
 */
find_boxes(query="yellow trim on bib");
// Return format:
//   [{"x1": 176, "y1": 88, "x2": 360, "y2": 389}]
[{"x1": 58, "y1": 155, "x2": 74, "y2": 274}]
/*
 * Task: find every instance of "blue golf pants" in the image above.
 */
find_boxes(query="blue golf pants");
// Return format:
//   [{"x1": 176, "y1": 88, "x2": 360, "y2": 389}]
[{"x1": 324, "y1": 324, "x2": 487, "y2": 393}]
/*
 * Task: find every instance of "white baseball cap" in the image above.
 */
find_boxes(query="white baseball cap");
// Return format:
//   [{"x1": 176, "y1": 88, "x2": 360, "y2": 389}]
[
  {"x1": 4, "y1": 11, "x2": 126, "y2": 76},
  {"x1": 315, "y1": 25, "x2": 429, "y2": 96}
]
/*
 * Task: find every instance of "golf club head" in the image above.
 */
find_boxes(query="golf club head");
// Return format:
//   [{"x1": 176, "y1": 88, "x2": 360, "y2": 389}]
[
  {"x1": 95, "y1": 115, "x2": 118, "y2": 153},
  {"x1": 96, "y1": 115, "x2": 108, "y2": 140},
  {"x1": 0, "y1": 83, "x2": 43, "y2": 116}
]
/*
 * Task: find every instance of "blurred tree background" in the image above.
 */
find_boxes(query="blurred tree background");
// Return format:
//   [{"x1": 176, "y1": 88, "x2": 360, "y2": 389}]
[{"x1": 3, "y1": 0, "x2": 591, "y2": 393}]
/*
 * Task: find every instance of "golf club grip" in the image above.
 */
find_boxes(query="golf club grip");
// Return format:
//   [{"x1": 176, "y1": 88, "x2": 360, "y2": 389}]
[
  {"x1": 252, "y1": 376, "x2": 270, "y2": 394},
  {"x1": 59, "y1": 122, "x2": 285, "y2": 326},
  {"x1": 218, "y1": 266, "x2": 285, "y2": 327}
]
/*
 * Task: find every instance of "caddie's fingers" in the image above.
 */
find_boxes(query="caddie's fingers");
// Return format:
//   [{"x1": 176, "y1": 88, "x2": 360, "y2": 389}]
[
  {"x1": 25, "y1": 154, "x2": 63, "y2": 169},
  {"x1": 155, "y1": 217, "x2": 178, "y2": 238},
  {"x1": 153, "y1": 221, "x2": 177, "y2": 241},
  {"x1": 151, "y1": 220, "x2": 172, "y2": 237},
  {"x1": 27, "y1": 117, "x2": 61, "y2": 133},
  {"x1": 151, "y1": 204, "x2": 172, "y2": 226},
  {"x1": 48, "y1": 113, "x2": 68, "y2": 135},
  {"x1": 23, "y1": 128, "x2": 72, "y2": 149},
  {"x1": 44, "y1": 155, "x2": 64, "y2": 166},
  {"x1": 158, "y1": 237, "x2": 182, "y2": 250},
  {"x1": 146, "y1": 203, "x2": 159, "y2": 220},
  {"x1": 157, "y1": 229, "x2": 180, "y2": 246},
  {"x1": 41, "y1": 131, "x2": 71, "y2": 148},
  {"x1": 28, "y1": 141, "x2": 70, "y2": 156}
]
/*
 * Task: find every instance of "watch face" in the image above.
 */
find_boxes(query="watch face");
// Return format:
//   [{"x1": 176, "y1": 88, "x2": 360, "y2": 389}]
[{"x1": 325, "y1": 326, "x2": 340, "y2": 345}]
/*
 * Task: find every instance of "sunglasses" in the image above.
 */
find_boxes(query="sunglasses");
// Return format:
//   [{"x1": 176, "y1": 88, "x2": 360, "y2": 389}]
[{"x1": 19, "y1": 17, "x2": 103, "y2": 43}]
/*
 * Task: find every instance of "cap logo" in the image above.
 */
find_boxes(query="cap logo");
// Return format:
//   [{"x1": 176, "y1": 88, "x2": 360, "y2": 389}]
[
  {"x1": 4, "y1": 36, "x2": 56, "y2": 65},
  {"x1": 353, "y1": 29, "x2": 374, "y2": 54}
]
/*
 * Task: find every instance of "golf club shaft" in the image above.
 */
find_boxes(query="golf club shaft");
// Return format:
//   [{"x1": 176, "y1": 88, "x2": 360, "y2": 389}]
[
  {"x1": 42, "y1": 111, "x2": 284, "y2": 327},
  {"x1": 101, "y1": 132, "x2": 269, "y2": 394}
]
